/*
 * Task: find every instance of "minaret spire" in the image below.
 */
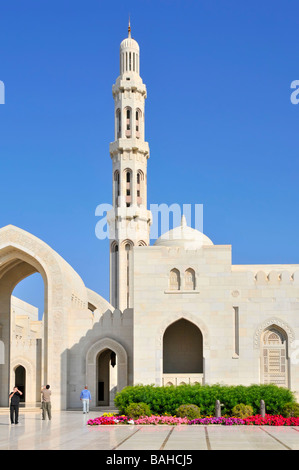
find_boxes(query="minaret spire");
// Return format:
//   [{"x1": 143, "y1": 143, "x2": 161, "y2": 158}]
[{"x1": 128, "y1": 15, "x2": 131, "y2": 38}]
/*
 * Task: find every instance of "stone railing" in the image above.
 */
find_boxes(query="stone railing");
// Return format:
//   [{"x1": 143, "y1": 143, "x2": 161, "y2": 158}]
[{"x1": 162, "y1": 374, "x2": 204, "y2": 387}]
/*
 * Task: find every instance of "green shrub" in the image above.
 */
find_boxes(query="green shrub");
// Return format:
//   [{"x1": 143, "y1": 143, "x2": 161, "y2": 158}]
[
  {"x1": 231, "y1": 403, "x2": 254, "y2": 418},
  {"x1": 125, "y1": 402, "x2": 152, "y2": 419},
  {"x1": 175, "y1": 404, "x2": 201, "y2": 419},
  {"x1": 282, "y1": 402, "x2": 299, "y2": 418},
  {"x1": 114, "y1": 383, "x2": 296, "y2": 417}
]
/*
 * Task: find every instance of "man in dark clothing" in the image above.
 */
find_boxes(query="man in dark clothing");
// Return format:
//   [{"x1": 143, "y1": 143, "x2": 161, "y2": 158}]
[{"x1": 9, "y1": 387, "x2": 23, "y2": 424}]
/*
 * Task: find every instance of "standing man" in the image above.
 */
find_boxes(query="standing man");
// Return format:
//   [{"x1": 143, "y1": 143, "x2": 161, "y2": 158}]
[
  {"x1": 41, "y1": 385, "x2": 52, "y2": 420},
  {"x1": 9, "y1": 386, "x2": 23, "y2": 425},
  {"x1": 80, "y1": 386, "x2": 91, "y2": 414}
]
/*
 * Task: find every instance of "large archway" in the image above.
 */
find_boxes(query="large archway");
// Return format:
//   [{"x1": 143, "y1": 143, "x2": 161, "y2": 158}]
[
  {"x1": 0, "y1": 225, "x2": 85, "y2": 409},
  {"x1": 0, "y1": 245, "x2": 49, "y2": 407}
]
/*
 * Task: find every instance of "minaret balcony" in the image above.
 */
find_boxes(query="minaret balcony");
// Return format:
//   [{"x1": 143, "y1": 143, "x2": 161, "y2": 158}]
[
  {"x1": 108, "y1": 205, "x2": 152, "y2": 224},
  {"x1": 112, "y1": 78, "x2": 146, "y2": 97},
  {"x1": 109, "y1": 139, "x2": 149, "y2": 158}
]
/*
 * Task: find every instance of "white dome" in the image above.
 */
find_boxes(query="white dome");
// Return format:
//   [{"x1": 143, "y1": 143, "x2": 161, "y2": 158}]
[
  {"x1": 120, "y1": 37, "x2": 139, "y2": 52},
  {"x1": 154, "y1": 216, "x2": 213, "y2": 249}
]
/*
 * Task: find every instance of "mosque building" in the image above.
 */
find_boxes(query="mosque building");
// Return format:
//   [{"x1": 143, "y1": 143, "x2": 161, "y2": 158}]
[{"x1": 0, "y1": 24, "x2": 298, "y2": 409}]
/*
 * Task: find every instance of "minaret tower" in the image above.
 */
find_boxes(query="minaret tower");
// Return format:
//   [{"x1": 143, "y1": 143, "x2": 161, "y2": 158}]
[{"x1": 107, "y1": 22, "x2": 152, "y2": 310}]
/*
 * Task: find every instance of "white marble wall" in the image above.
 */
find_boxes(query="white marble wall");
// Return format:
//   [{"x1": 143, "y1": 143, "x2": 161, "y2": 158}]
[{"x1": 132, "y1": 244, "x2": 299, "y2": 399}]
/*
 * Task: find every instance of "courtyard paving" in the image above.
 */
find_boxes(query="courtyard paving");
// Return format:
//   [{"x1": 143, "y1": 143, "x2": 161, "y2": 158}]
[{"x1": 0, "y1": 410, "x2": 298, "y2": 451}]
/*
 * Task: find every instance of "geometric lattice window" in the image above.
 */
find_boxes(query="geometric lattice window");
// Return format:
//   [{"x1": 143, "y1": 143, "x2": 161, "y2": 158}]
[{"x1": 262, "y1": 327, "x2": 288, "y2": 387}]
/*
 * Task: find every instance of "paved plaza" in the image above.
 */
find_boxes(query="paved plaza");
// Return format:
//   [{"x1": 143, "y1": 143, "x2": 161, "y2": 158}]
[{"x1": 0, "y1": 410, "x2": 299, "y2": 451}]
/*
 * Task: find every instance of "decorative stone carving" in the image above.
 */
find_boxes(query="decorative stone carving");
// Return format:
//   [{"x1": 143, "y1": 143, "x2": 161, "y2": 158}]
[{"x1": 254, "y1": 317, "x2": 295, "y2": 349}]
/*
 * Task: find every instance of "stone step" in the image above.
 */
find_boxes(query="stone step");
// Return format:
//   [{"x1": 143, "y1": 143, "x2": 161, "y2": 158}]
[
  {"x1": 0, "y1": 407, "x2": 41, "y2": 415},
  {"x1": 0, "y1": 406, "x2": 119, "y2": 415}
]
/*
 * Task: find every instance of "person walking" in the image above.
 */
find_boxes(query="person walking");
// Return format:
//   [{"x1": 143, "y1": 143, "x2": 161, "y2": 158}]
[
  {"x1": 9, "y1": 386, "x2": 23, "y2": 425},
  {"x1": 80, "y1": 386, "x2": 91, "y2": 414},
  {"x1": 41, "y1": 385, "x2": 52, "y2": 420}
]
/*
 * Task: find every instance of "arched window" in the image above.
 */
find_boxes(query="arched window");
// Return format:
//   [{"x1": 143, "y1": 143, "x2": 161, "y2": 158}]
[
  {"x1": 124, "y1": 241, "x2": 134, "y2": 308},
  {"x1": 125, "y1": 169, "x2": 132, "y2": 207},
  {"x1": 125, "y1": 108, "x2": 132, "y2": 138},
  {"x1": 114, "y1": 171, "x2": 120, "y2": 207},
  {"x1": 170, "y1": 269, "x2": 180, "y2": 290},
  {"x1": 185, "y1": 268, "x2": 195, "y2": 290},
  {"x1": 116, "y1": 109, "x2": 121, "y2": 139},
  {"x1": 261, "y1": 327, "x2": 288, "y2": 387},
  {"x1": 111, "y1": 242, "x2": 119, "y2": 308},
  {"x1": 136, "y1": 170, "x2": 144, "y2": 205},
  {"x1": 135, "y1": 109, "x2": 142, "y2": 138}
]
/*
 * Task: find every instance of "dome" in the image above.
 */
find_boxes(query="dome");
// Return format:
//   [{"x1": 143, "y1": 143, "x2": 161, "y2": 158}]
[
  {"x1": 154, "y1": 215, "x2": 213, "y2": 249},
  {"x1": 120, "y1": 37, "x2": 139, "y2": 52}
]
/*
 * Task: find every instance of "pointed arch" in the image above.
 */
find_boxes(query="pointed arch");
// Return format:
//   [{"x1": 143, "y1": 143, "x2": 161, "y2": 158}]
[
  {"x1": 124, "y1": 106, "x2": 132, "y2": 138},
  {"x1": 0, "y1": 225, "x2": 88, "y2": 409},
  {"x1": 123, "y1": 168, "x2": 133, "y2": 207},
  {"x1": 163, "y1": 318, "x2": 203, "y2": 374},
  {"x1": 86, "y1": 337, "x2": 128, "y2": 407},
  {"x1": 155, "y1": 313, "x2": 210, "y2": 386},
  {"x1": 115, "y1": 108, "x2": 121, "y2": 138}
]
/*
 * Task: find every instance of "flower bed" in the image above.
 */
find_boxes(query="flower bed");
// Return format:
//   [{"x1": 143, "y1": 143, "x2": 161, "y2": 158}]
[
  {"x1": 134, "y1": 416, "x2": 189, "y2": 425},
  {"x1": 243, "y1": 414, "x2": 299, "y2": 426},
  {"x1": 189, "y1": 417, "x2": 245, "y2": 426},
  {"x1": 87, "y1": 415, "x2": 131, "y2": 426},
  {"x1": 87, "y1": 414, "x2": 299, "y2": 427}
]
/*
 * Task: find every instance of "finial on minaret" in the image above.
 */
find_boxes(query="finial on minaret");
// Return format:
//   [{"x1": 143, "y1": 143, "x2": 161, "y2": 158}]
[{"x1": 128, "y1": 16, "x2": 131, "y2": 38}]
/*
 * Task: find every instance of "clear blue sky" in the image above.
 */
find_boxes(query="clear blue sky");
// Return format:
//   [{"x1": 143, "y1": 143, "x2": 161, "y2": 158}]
[{"x1": 0, "y1": 0, "x2": 298, "y2": 315}]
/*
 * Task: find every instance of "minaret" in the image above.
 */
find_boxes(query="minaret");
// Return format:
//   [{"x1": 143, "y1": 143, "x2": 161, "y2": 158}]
[{"x1": 107, "y1": 23, "x2": 152, "y2": 310}]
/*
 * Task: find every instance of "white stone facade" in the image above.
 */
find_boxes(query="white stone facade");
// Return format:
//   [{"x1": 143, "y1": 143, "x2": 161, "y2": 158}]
[
  {"x1": 132, "y1": 239, "x2": 299, "y2": 396},
  {"x1": 1, "y1": 26, "x2": 298, "y2": 409}
]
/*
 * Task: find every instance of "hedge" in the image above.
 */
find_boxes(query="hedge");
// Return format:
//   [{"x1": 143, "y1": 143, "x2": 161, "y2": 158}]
[{"x1": 114, "y1": 383, "x2": 296, "y2": 416}]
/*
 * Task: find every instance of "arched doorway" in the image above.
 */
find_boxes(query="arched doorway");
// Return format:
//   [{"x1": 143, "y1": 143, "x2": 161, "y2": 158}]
[
  {"x1": 14, "y1": 365, "x2": 26, "y2": 402},
  {"x1": 162, "y1": 319, "x2": 203, "y2": 386},
  {"x1": 86, "y1": 338, "x2": 128, "y2": 408},
  {"x1": 97, "y1": 349, "x2": 117, "y2": 406}
]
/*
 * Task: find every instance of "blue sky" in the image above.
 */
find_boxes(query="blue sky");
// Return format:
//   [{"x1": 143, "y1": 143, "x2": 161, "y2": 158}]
[{"x1": 0, "y1": 0, "x2": 298, "y2": 315}]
